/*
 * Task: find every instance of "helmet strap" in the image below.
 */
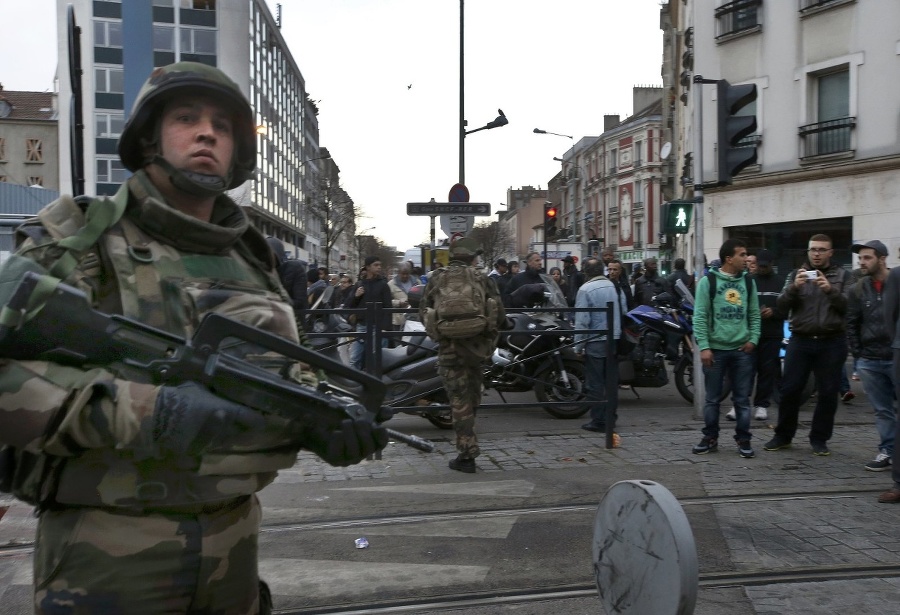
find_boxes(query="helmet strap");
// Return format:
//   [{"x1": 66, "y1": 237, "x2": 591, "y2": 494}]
[{"x1": 152, "y1": 155, "x2": 231, "y2": 198}]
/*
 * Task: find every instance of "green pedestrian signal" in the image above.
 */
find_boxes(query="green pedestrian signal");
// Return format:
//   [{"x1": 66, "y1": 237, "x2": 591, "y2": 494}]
[{"x1": 662, "y1": 200, "x2": 693, "y2": 235}]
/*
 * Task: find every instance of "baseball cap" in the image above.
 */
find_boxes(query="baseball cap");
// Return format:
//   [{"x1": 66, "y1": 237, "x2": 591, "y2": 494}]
[
  {"x1": 755, "y1": 249, "x2": 774, "y2": 266},
  {"x1": 851, "y1": 240, "x2": 888, "y2": 257},
  {"x1": 562, "y1": 255, "x2": 575, "y2": 264}
]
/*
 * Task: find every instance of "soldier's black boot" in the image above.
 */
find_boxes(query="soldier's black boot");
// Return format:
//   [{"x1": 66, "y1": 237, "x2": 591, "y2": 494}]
[{"x1": 449, "y1": 456, "x2": 476, "y2": 473}]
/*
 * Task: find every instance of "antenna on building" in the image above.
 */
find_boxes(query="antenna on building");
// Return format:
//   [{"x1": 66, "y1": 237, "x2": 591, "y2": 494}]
[{"x1": 276, "y1": 4, "x2": 282, "y2": 29}]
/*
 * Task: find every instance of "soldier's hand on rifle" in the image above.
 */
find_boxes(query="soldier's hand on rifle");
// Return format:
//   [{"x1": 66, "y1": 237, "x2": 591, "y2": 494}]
[
  {"x1": 304, "y1": 418, "x2": 389, "y2": 467},
  {"x1": 152, "y1": 382, "x2": 266, "y2": 457}
]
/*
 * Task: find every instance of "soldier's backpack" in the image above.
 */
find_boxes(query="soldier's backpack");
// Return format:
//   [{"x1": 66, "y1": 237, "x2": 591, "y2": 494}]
[{"x1": 428, "y1": 265, "x2": 497, "y2": 340}]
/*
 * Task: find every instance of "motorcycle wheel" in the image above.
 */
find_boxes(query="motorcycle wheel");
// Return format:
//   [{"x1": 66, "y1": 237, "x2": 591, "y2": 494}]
[
  {"x1": 423, "y1": 409, "x2": 453, "y2": 429},
  {"x1": 534, "y1": 360, "x2": 588, "y2": 419},
  {"x1": 673, "y1": 354, "x2": 732, "y2": 404}
]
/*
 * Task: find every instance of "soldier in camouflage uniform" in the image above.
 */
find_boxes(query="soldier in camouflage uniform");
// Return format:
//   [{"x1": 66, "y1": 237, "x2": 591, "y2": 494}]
[
  {"x1": 420, "y1": 238, "x2": 505, "y2": 473},
  {"x1": 0, "y1": 62, "x2": 387, "y2": 614}
]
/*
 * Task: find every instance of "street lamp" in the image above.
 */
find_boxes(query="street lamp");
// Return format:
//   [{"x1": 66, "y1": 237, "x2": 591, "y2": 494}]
[
  {"x1": 534, "y1": 128, "x2": 573, "y2": 140},
  {"x1": 458, "y1": 0, "x2": 508, "y2": 185}
]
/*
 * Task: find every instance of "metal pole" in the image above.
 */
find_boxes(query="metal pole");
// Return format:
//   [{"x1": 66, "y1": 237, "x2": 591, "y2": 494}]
[
  {"x1": 692, "y1": 74, "x2": 706, "y2": 421},
  {"x1": 430, "y1": 215, "x2": 436, "y2": 269},
  {"x1": 458, "y1": 0, "x2": 465, "y2": 185}
]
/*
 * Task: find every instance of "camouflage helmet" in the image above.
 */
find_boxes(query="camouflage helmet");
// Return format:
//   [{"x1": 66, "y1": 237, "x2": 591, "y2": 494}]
[
  {"x1": 118, "y1": 62, "x2": 256, "y2": 193},
  {"x1": 449, "y1": 237, "x2": 480, "y2": 259}
]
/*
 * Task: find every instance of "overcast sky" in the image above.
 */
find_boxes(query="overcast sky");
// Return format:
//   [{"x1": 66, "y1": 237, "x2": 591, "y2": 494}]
[{"x1": 0, "y1": 0, "x2": 663, "y2": 252}]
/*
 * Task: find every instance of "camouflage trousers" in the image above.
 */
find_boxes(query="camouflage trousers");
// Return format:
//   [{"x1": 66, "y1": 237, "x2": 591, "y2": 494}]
[
  {"x1": 438, "y1": 356, "x2": 483, "y2": 460},
  {"x1": 33, "y1": 495, "x2": 264, "y2": 614}
]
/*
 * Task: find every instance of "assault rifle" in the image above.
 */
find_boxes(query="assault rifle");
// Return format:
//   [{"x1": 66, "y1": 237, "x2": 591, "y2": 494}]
[{"x1": 0, "y1": 272, "x2": 433, "y2": 453}]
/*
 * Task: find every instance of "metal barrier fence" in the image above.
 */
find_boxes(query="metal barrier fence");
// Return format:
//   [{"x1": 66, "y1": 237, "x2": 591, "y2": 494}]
[{"x1": 306, "y1": 301, "x2": 620, "y2": 448}]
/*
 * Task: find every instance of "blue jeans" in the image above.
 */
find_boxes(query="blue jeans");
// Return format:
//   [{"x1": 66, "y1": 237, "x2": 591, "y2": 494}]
[
  {"x1": 584, "y1": 341, "x2": 617, "y2": 428},
  {"x1": 349, "y1": 324, "x2": 388, "y2": 371},
  {"x1": 702, "y1": 348, "x2": 755, "y2": 442},
  {"x1": 857, "y1": 357, "x2": 897, "y2": 455},
  {"x1": 776, "y1": 335, "x2": 847, "y2": 444}
]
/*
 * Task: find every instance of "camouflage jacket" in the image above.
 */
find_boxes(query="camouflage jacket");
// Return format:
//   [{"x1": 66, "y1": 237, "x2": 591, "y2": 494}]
[
  {"x1": 0, "y1": 171, "x2": 308, "y2": 510},
  {"x1": 419, "y1": 260, "x2": 506, "y2": 362}
]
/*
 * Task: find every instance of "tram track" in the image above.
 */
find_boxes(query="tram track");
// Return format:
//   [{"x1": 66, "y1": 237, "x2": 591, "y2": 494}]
[
  {"x1": 0, "y1": 486, "x2": 886, "y2": 558},
  {"x1": 273, "y1": 563, "x2": 900, "y2": 614}
]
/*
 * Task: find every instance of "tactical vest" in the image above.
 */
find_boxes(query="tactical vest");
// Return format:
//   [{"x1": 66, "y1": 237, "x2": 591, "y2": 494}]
[{"x1": 3, "y1": 176, "x2": 304, "y2": 511}]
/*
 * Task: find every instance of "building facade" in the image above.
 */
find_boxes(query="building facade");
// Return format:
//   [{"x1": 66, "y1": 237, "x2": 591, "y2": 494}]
[
  {"x1": 678, "y1": 0, "x2": 900, "y2": 273},
  {"x1": 551, "y1": 89, "x2": 666, "y2": 273},
  {"x1": 54, "y1": 0, "x2": 343, "y2": 265},
  {"x1": 501, "y1": 185, "x2": 549, "y2": 264},
  {"x1": 0, "y1": 88, "x2": 59, "y2": 191}
]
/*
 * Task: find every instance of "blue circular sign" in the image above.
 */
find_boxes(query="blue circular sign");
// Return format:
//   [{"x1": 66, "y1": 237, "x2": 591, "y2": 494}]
[{"x1": 448, "y1": 183, "x2": 470, "y2": 203}]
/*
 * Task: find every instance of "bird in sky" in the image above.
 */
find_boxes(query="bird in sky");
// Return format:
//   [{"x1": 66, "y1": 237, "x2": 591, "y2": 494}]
[{"x1": 407, "y1": 84, "x2": 412, "y2": 90}]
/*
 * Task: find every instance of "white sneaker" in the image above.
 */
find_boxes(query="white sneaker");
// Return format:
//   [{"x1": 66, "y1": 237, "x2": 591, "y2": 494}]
[
  {"x1": 754, "y1": 407, "x2": 768, "y2": 421},
  {"x1": 725, "y1": 407, "x2": 736, "y2": 421}
]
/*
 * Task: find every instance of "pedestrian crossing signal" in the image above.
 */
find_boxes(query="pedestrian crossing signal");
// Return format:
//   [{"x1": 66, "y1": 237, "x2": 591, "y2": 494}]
[{"x1": 661, "y1": 200, "x2": 693, "y2": 235}]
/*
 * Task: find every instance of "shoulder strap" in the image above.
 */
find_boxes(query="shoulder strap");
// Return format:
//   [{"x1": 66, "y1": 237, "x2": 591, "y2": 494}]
[{"x1": 47, "y1": 183, "x2": 129, "y2": 280}]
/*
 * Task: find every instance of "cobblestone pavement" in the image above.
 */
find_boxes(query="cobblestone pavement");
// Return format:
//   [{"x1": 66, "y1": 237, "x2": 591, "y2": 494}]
[{"x1": 4, "y1": 412, "x2": 900, "y2": 614}]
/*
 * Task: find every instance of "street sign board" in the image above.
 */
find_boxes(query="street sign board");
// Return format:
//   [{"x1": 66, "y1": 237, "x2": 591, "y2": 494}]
[
  {"x1": 407, "y1": 202, "x2": 491, "y2": 216},
  {"x1": 447, "y1": 215, "x2": 469, "y2": 233}
]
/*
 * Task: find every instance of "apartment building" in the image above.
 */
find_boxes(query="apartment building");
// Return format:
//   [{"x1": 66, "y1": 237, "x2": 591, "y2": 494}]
[{"x1": 678, "y1": 0, "x2": 900, "y2": 271}]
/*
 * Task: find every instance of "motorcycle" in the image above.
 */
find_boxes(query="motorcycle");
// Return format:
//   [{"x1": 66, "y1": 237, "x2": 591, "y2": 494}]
[
  {"x1": 620, "y1": 279, "x2": 729, "y2": 404},
  {"x1": 306, "y1": 286, "x2": 454, "y2": 429},
  {"x1": 485, "y1": 274, "x2": 587, "y2": 419}
]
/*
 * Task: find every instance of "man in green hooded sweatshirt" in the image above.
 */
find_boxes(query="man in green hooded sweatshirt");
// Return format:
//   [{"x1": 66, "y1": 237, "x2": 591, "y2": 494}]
[{"x1": 691, "y1": 238, "x2": 761, "y2": 458}]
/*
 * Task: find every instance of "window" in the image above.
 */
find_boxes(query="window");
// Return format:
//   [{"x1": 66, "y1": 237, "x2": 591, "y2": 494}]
[
  {"x1": 28, "y1": 176, "x2": 43, "y2": 187},
  {"x1": 716, "y1": 0, "x2": 762, "y2": 39},
  {"x1": 800, "y1": 0, "x2": 850, "y2": 11},
  {"x1": 95, "y1": 66, "x2": 124, "y2": 93},
  {"x1": 93, "y1": 20, "x2": 123, "y2": 47},
  {"x1": 0, "y1": 137, "x2": 5, "y2": 161},
  {"x1": 95, "y1": 111, "x2": 125, "y2": 138},
  {"x1": 153, "y1": 25, "x2": 175, "y2": 52},
  {"x1": 800, "y1": 68, "x2": 854, "y2": 157},
  {"x1": 180, "y1": 27, "x2": 216, "y2": 54},
  {"x1": 609, "y1": 149, "x2": 617, "y2": 173},
  {"x1": 634, "y1": 141, "x2": 643, "y2": 166},
  {"x1": 25, "y1": 139, "x2": 42, "y2": 163},
  {"x1": 97, "y1": 158, "x2": 127, "y2": 183}
]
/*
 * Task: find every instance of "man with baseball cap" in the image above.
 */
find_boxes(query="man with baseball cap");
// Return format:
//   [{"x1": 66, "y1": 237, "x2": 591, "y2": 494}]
[{"x1": 847, "y1": 240, "x2": 896, "y2": 473}]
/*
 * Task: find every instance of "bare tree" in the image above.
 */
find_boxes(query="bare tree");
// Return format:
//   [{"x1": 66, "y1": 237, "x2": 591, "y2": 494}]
[
  {"x1": 308, "y1": 177, "x2": 361, "y2": 272},
  {"x1": 466, "y1": 221, "x2": 515, "y2": 269}
]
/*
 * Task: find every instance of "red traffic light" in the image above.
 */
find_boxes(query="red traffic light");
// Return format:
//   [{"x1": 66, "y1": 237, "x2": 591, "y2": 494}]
[{"x1": 546, "y1": 207, "x2": 557, "y2": 218}]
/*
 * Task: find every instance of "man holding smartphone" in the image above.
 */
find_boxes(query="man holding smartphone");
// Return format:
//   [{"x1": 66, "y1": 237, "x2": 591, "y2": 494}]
[{"x1": 765, "y1": 234, "x2": 853, "y2": 456}]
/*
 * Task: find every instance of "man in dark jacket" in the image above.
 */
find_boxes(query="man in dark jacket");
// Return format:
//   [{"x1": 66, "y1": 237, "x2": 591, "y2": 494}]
[
  {"x1": 730, "y1": 249, "x2": 785, "y2": 422},
  {"x1": 504, "y1": 251, "x2": 545, "y2": 308},
  {"x1": 633, "y1": 257, "x2": 668, "y2": 307},
  {"x1": 666, "y1": 258, "x2": 695, "y2": 295},
  {"x1": 561, "y1": 255, "x2": 585, "y2": 307},
  {"x1": 846, "y1": 240, "x2": 896, "y2": 472},
  {"x1": 344, "y1": 255, "x2": 393, "y2": 370},
  {"x1": 878, "y1": 255, "x2": 900, "y2": 503},
  {"x1": 765, "y1": 234, "x2": 853, "y2": 456},
  {"x1": 266, "y1": 236, "x2": 308, "y2": 317}
]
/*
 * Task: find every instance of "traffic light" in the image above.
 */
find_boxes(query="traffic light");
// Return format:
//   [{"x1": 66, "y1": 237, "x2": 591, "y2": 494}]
[
  {"x1": 544, "y1": 204, "x2": 558, "y2": 237},
  {"x1": 661, "y1": 200, "x2": 694, "y2": 235},
  {"x1": 716, "y1": 80, "x2": 758, "y2": 186}
]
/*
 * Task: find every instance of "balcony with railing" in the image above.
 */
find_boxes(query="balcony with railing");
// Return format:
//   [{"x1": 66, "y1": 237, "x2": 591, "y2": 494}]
[
  {"x1": 715, "y1": 0, "x2": 762, "y2": 40},
  {"x1": 799, "y1": 117, "x2": 855, "y2": 159},
  {"x1": 800, "y1": 0, "x2": 854, "y2": 15}
]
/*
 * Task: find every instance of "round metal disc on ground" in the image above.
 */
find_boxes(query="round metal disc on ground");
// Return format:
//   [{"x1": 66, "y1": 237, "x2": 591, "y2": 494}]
[{"x1": 592, "y1": 480, "x2": 698, "y2": 615}]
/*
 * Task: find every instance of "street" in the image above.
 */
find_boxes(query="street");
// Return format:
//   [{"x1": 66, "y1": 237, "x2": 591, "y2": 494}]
[{"x1": 2, "y1": 376, "x2": 900, "y2": 614}]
